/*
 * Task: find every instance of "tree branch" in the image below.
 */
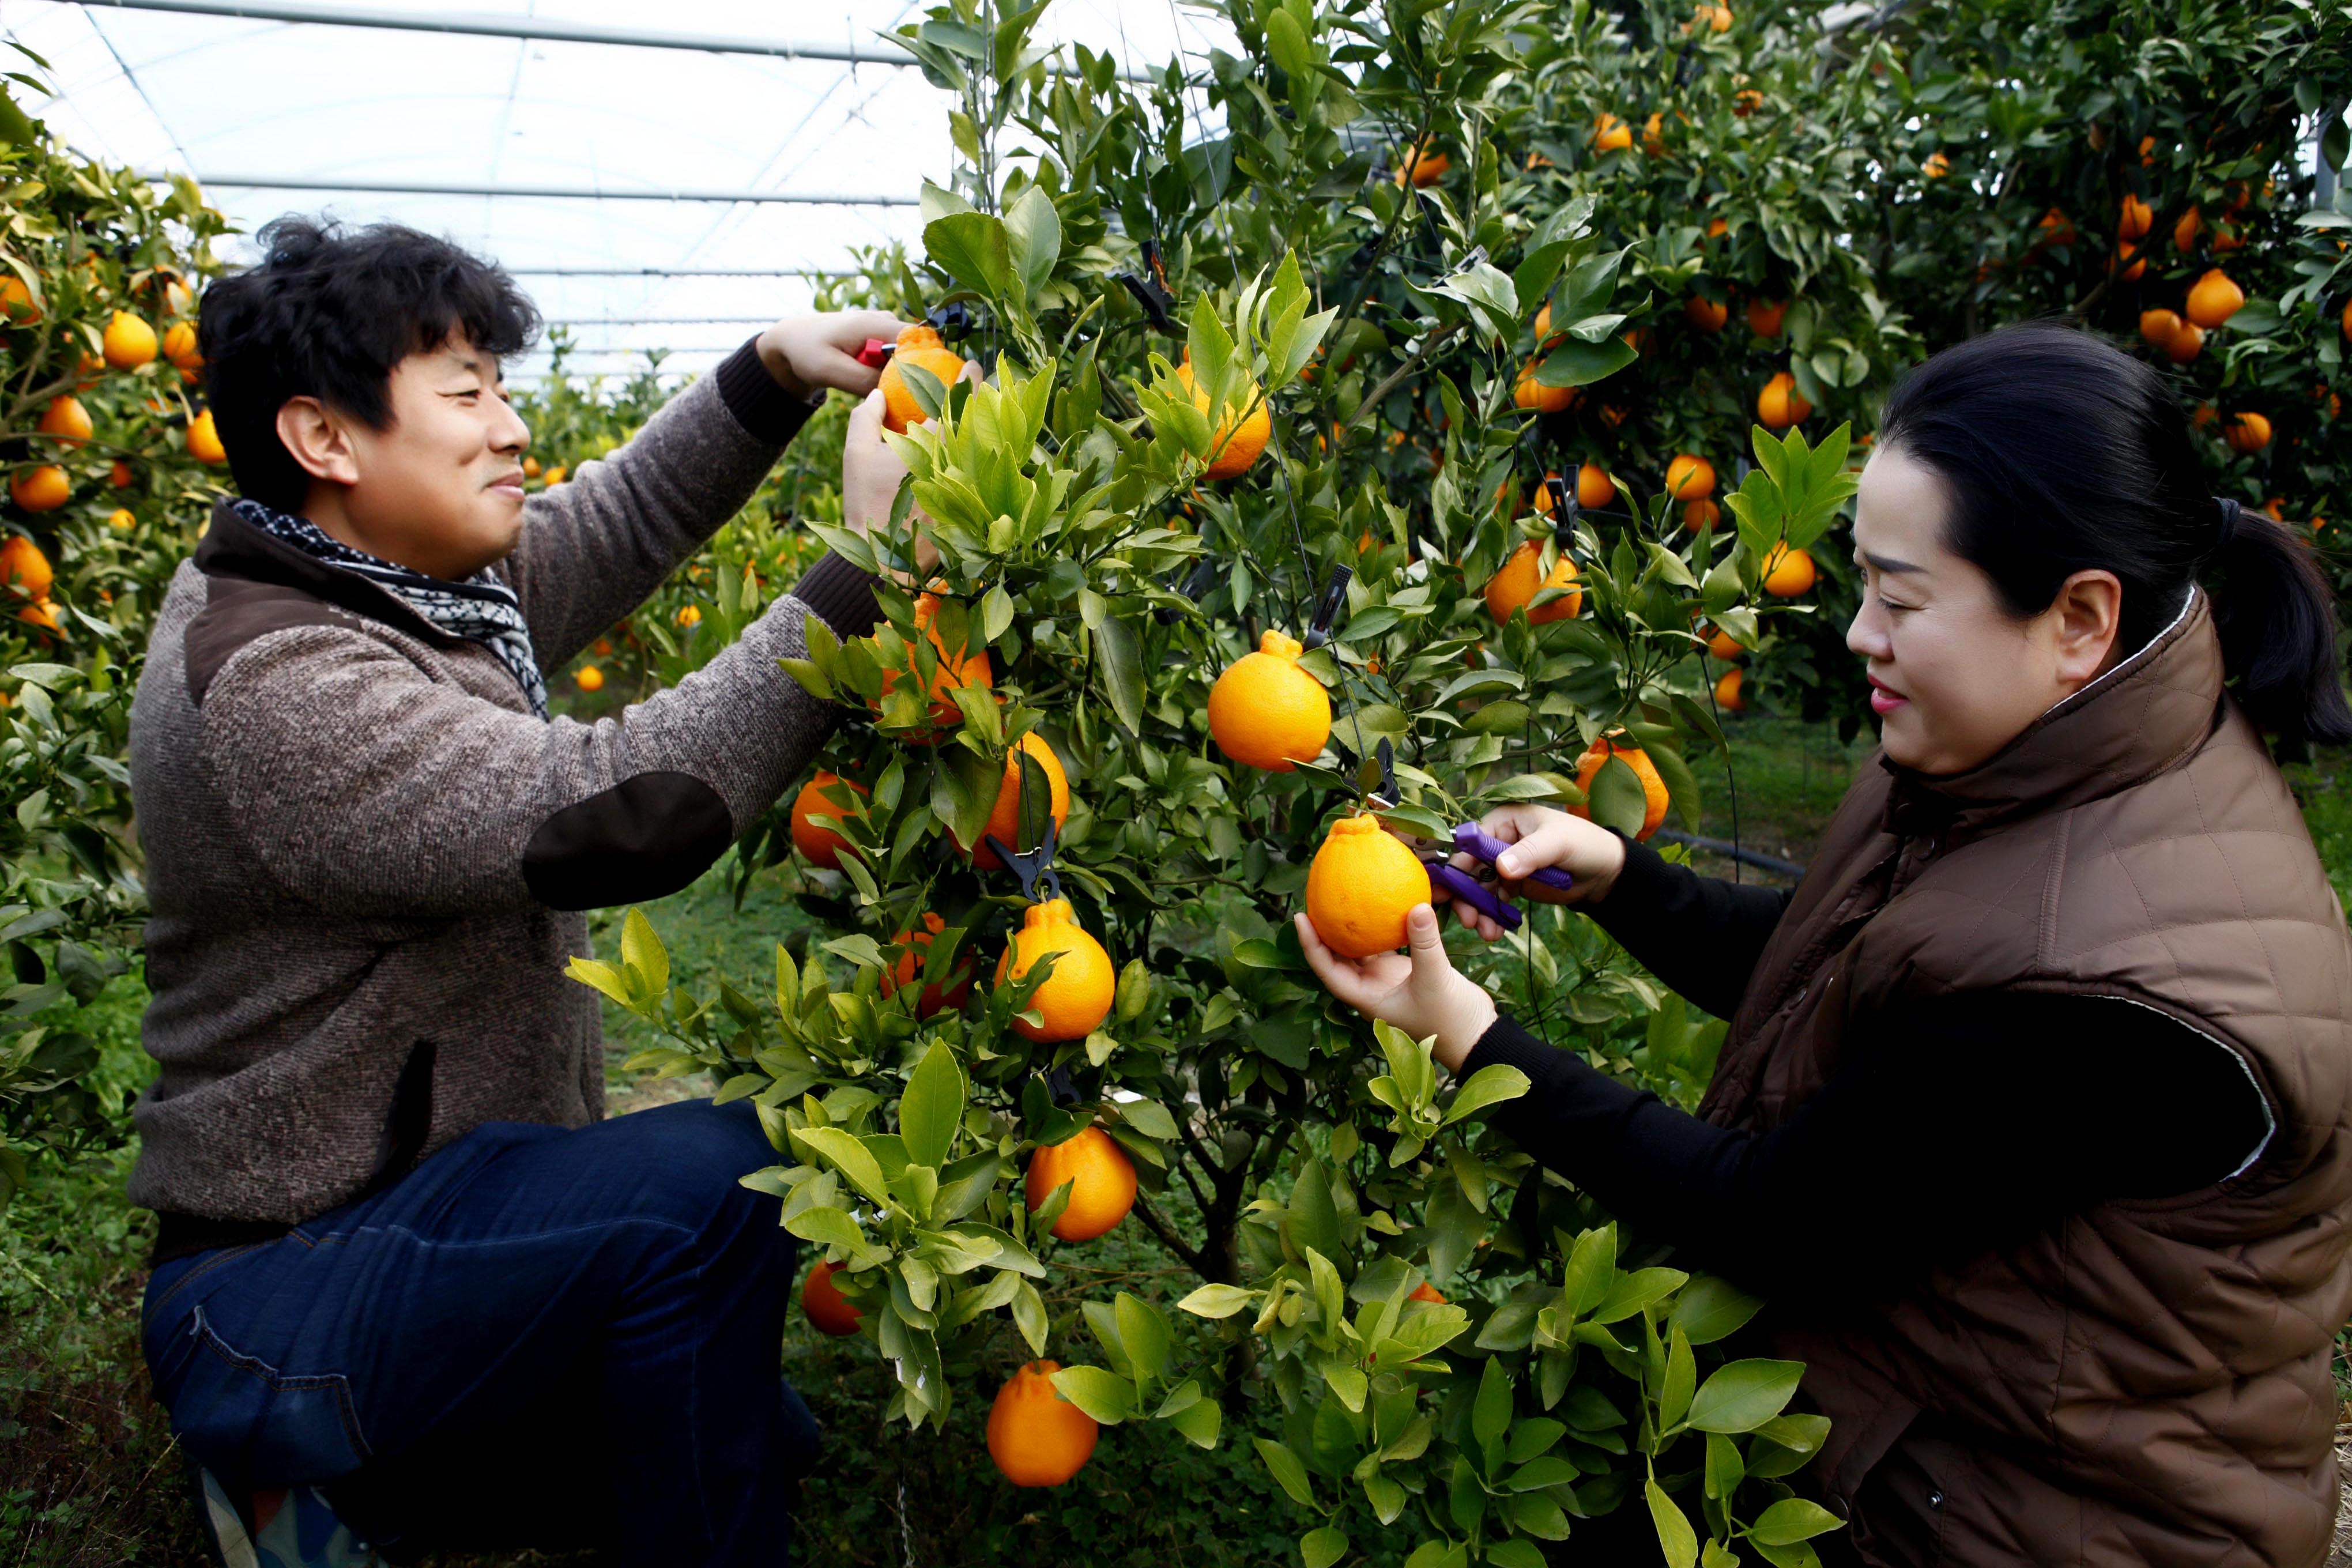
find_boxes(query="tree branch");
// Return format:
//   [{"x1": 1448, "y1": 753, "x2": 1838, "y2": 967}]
[{"x1": 1130, "y1": 1189, "x2": 1215, "y2": 1281}]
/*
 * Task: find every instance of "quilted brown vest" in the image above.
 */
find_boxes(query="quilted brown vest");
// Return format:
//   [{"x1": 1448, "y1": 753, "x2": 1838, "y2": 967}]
[{"x1": 1699, "y1": 593, "x2": 2352, "y2": 1566}]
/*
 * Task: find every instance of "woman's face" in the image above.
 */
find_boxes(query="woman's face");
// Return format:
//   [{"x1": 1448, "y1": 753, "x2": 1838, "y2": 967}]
[{"x1": 1845, "y1": 446, "x2": 2123, "y2": 776}]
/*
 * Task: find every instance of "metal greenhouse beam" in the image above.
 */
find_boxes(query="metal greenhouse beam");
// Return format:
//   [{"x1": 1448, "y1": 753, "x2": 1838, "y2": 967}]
[
  {"x1": 66, "y1": 0, "x2": 1163, "y2": 80},
  {"x1": 150, "y1": 173, "x2": 921, "y2": 206}
]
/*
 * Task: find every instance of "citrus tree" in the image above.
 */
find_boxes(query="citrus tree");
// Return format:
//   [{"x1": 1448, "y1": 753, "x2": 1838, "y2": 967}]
[
  {"x1": 582, "y1": 2, "x2": 1859, "y2": 1562},
  {"x1": 0, "y1": 63, "x2": 230, "y2": 1196}
]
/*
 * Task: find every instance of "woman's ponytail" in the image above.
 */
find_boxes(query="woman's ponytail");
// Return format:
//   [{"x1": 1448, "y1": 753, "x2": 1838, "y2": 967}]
[
  {"x1": 2207, "y1": 498, "x2": 2352, "y2": 745},
  {"x1": 1878, "y1": 323, "x2": 2352, "y2": 746}
]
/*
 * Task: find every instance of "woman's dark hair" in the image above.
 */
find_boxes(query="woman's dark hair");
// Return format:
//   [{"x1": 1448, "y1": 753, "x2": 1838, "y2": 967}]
[
  {"x1": 1877, "y1": 321, "x2": 2352, "y2": 744},
  {"x1": 198, "y1": 215, "x2": 541, "y2": 511}
]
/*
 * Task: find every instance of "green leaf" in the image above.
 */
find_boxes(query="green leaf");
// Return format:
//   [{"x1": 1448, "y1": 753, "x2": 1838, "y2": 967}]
[
  {"x1": 1472, "y1": 1355, "x2": 1513, "y2": 1449},
  {"x1": 1688, "y1": 1359, "x2": 1804, "y2": 1434},
  {"x1": 1287, "y1": 1160, "x2": 1345, "y2": 1262},
  {"x1": 1095, "y1": 613, "x2": 1145, "y2": 734},
  {"x1": 1507, "y1": 1490, "x2": 1572, "y2": 1540},
  {"x1": 1646, "y1": 1476, "x2": 1700, "y2": 1568},
  {"x1": 564, "y1": 956, "x2": 636, "y2": 1011},
  {"x1": 1749, "y1": 1498, "x2": 1844, "y2": 1546},
  {"x1": 790, "y1": 1125, "x2": 891, "y2": 1207},
  {"x1": 1179, "y1": 1283, "x2": 1257, "y2": 1319},
  {"x1": 783, "y1": 1205, "x2": 866, "y2": 1250},
  {"x1": 1003, "y1": 183, "x2": 1062, "y2": 303},
  {"x1": 1585, "y1": 753, "x2": 1650, "y2": 838},
  {"x1": 1442, "y1": 1063, "x2": 1530, "y2": 1125},
  {"x1": 1012, "y1": 1279, "x2": 1049, "y2": 1357},
  {"x1": 1256, "y1": 1438, "x2": 1317, "y2": 1507},
  {"x1": 1670, "y1": 1275, "x2": 1764, "y2": 1345},
  {"x1": 619, "y1": 907, "x2": 669, "y2": 1000},
  {"x1": 924, "y1": 210, "x2": 1015, "y2": 300},
  {"x1": 1169, "y1": 1394, "x2": 1222, "y2": 1449},
  {"x1": 1486, "y1": 1541, "x2": 1549, "y2": 1568},
  {"x1": 1050, "y1": 1364, "x2": 1134, "y2": 1424},
  {"x1": 899, "y1": 1040, "x2": 966, "y2": 1168},
  {"x1": 1660, "y1": 1323, "x2": 1696, "y2": 1431},
  {"x1": 1118, "y1": 1098, "x2": 1179, "y2": 1140},
  {"x1": 1300, "y1": 1526, "x2": 1348, "y2": 1568},
  {"x1": 1116, "y1": 1292, "x2": 1171, "y2": 1385},
  {"x1": 1592, "y1": 1266, "x2": 1687, "y2": 1324},
  {"x1": 1533, "y1": 336, "x2": 1637, "y2": 389}
]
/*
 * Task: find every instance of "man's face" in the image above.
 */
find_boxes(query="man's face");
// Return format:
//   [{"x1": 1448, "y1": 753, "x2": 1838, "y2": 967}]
[{"x1": 335, "y1": 337, "x2": 532, "y2": 579}]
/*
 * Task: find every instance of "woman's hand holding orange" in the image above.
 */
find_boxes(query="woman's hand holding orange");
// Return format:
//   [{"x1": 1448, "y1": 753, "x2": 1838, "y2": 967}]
[{"x1": 1295, "y1": 904, "x2": 1497, "y2": 1072}]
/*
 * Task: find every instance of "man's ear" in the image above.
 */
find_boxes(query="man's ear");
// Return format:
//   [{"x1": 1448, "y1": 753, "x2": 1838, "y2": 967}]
[
  {"x1": 275, "y1": 395, "x2": 360, "y2": 487},
  {"x1": 2052, "y1": 568, "x2": 2124, "y2": 685}
]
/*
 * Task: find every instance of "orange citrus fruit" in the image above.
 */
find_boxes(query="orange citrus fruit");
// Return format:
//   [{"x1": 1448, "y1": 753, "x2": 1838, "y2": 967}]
[
  {"x1": 987, "y1": 1361, "x2": 1099, "y2": 1487},
  {"x1": 676, "y1": 604, "x2": 701, "y2": 629},
  {"x1": 2222, "y1": 412, "x2": 2271, "y2": 454},
  {"x1": 886, "y1": 911, "x2": 975, "y2": 1019},
  {"x1": 1762, "y1": 542, "x2": 1816, "y2": 597},
  {"x1": 1175, "y1": 361, "x2": 1271, "y2": 481},
  {"x1": 801, "y1": 1258, "x2": 863, "y2": 1337},
  {"x1": 1757, "y1": 370, "x2": 1811, "y2": 429},
  {"x1": 2173, "y1": 205, "x2": 2203, "y2": 251},
  {"x1": 1576, "y1": 463, "x2": 1616, "y2": 509},
  {"x1": 0, "y1": 277, "x2": 37, "y2": 322},
  {"x1": 2165, "y1": 322, "x2": 2204, "y2": 364},
  {"x1": 2111, "y1": 242, "x2": 2146, "y2": 282},
  {"x1": 963, "y1": 732, "x2": 1071, "y2": 869},
  {"x1": 110, "y1": 460, "x2": 134, "y2": 488},
  {"x1": 1395, "y1": 142, "x2": 1449, "y2": 187},
  {"x1": 2117, "y1": 194, "x2": 2153, "y2": 241},
  {"x1": 1714, "y1": 666, "x2": 1746, "y2": 712},
  {"x1": 877, "y1": 591, "x2": 994, "y2": 738},
  {"x1": 2138, "y1": 307, "x2": 2182, "y2": 346},
  {"x1": 101, "y1": 310, "x2": 157, "y2": 370},
  {"x1": 1746, "y1": 297, "x2": 1786, "y2": 338},
  {"x1": 1513, "y1": 358, "x2": 1573, "y2": 414},
  {"x1": 880, "y1": 323, "x2": 967, "y2": 434},
  {"x1": 1922, "y1": 151, "x2": 1949, "y2": 178},
  {"x1": 1684, "y1": 499, "x2": 1722, "y2": 533},
  {"x1": 1408, "y1": 1281, "x2": 1447, "y2": 1303},
  {"x1": 187, "y1": 409, "x2": 227, "y2": 465},
  {"x1": 575, "y1": 665, "x2": 604, "y2": 692},
  {"x1": 106, "y1": 508, "x2": 134, "y2": 532},
  {"x1": 17, "y1": 600, "x2": 60, "y2": 635},
  {"x1": 37, "y1": 397, "x2": 91, "y2": 446},
  {"x1": 790, "y1": 771, "x2": 867, "y2": 869},
  {"x1": 522, "y1": 456, "x2": 541, "y2": 478},
  {"x1": 10, "y1": 466, "x2": 69, "y2": 514},
  {"x1": 1684, "y1": 295, "x2": 1728, "y2": 333},
  {"x1": 1702, "y1": 623, "x2": 1743, "y2": 659},
  {"x1": 1, "y1": 535, "x2": 55, "y2": 600},
  {"x1": 1592, "y1": 113, "x2": 1633, "y2": 152},
  {"x1": 996, "y1": 898, "x2": 1115, "y2": 1043},
  {"x1": 1208, "y1": 630, "x2": 1330, "y2": 772},
  {"x1": 1665, "y1": 454, "x2": 1715, "y2": 500},
  {"x1": 163, "y1": 320, "x2": 202, "y2": 371},
  {"x1": 1571, "y1": 734, "x2": 1669, "y2": 841},
  {"x1": 2185, "y1": 269, "x2": 2244, "y2": 329},
  {"x1": 1484, "y1": 540, "x2": 1581, "y2": 625},
  {"x1": 1024, "y1": 1125, "x2": 1137, "y2": 1242},
  {"x1": 1305, "y1": 812, "x2": 1432, "y2": 959}
]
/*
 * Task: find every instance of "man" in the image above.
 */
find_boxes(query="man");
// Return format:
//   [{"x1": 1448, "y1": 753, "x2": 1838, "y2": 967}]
[{"x1": 130, "y1": 214, "x2": 906, "y2": 1566}]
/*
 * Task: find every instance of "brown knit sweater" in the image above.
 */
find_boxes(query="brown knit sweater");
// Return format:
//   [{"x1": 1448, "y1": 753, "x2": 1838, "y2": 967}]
[{"x1": 126, "y1": 343, "x2": 877, "y2": 1235}]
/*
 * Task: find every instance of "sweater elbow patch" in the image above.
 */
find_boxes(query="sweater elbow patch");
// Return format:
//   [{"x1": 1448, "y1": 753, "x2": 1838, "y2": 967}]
[{"x1": 521, "y1": 771, "x2": 734, "y2": 910}]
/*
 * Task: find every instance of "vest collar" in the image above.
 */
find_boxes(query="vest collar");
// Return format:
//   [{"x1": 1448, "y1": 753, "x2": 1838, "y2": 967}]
[
  {"x1": 193, "y1": 496, "x2": 453, "y2": 647},
  {"x1": 1879, "y1": 588, "x2": 2224, "y2": 842}
]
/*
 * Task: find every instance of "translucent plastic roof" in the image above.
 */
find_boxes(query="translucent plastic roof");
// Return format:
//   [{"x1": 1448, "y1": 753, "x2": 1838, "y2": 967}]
[{"x1": 6, "y1": 0, "x2": 1238, "y2": 383}]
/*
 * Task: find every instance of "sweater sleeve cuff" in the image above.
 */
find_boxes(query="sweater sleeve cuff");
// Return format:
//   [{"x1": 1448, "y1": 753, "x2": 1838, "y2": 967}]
[
  {"x1": 789, "y1": 551, "x2": 884, "y2": 640},
  {"x1": 713, "y1": 338, "x2": 820, "y2": 447},
  {"x1": 1588, "y1": 831, "x2": 1676, "y2": 916}
]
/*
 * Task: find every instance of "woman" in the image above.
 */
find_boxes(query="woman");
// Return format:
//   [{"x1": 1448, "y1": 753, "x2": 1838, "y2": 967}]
[{"x1": 1298, "y1": 325, "x2": 2352, "y2": 1566}]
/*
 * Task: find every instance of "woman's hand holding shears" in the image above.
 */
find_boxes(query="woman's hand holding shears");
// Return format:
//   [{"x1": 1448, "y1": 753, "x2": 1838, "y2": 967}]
[{"x1": 1427, "y1": 804, "x2": 1630, "y2": 941}]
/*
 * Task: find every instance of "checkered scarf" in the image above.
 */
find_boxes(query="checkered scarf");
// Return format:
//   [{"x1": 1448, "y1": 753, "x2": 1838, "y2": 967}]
[{"x1": 231, "y1": 497, "x2": 548, "y2": 719}]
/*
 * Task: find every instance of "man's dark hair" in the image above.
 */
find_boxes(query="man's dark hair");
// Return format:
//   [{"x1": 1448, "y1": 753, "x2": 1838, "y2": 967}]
[{"x1": 198, "y1": 216, "x2": 541, "y2": 510}]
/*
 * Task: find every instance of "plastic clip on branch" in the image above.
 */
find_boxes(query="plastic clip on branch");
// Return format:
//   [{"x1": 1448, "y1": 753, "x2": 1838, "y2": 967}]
[
  {"x1": 1115, "y1": 238, "x2": 1178, "y2": 333},
  {"x1": 1541, "y1": 472, "x2": 1580, "y2": 550},
  {"x1": 1300, "y1": 564, "x2": 1354, "y2": 653},
  {"x1": 984, "y1": 814, "x2": 1064, "y2": 906}
]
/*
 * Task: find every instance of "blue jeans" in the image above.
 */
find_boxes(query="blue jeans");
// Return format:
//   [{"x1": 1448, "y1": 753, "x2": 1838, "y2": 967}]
[{"x1": 140, "y1": 1098, "x2": 819, "y2": 1565}]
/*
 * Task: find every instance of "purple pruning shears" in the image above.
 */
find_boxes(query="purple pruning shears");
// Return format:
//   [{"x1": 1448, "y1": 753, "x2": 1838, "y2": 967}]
[{"x1": 1424, "y1": 823, "x2": 1574, "y2": 932}]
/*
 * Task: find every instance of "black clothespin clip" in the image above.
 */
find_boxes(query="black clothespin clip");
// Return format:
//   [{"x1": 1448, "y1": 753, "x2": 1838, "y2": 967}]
[
  {"x1": 1541, "y1": 472, "x2": 1580, "y2": 549},
  {"x1": 1299, "y1": 564, "x2": 1354, "y2": 653},
  {"x1": 1366, "y1": 738, "x2": 1399, "y2": 809},
  {"x1": 985, "y1": 744, "x2": 1064, "y2": 902},
  {"x1": 1155, "y1": 556, "x2": 1220, "y2": 625},
  {"x1": 925, "y1": 300, "x2": 975, "y2": 342},
  {"x1": 1115, "y1": 238, "x2": 1178, "y2": 333},
  {"x1": 1045, "y1": 1065, "x2": 1081, "y2": 1106}
]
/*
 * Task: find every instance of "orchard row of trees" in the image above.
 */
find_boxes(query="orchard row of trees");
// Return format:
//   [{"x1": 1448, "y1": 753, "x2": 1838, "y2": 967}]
[{"x1": 1, "y1": 2, "x2": 2347, "y2": 1563}]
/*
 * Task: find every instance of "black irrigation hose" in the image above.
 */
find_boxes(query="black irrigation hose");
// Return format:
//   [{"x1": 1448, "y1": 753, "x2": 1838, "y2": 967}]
[{"x1": 1652, "y1": 827, "x2": 1807, "y2": 880}]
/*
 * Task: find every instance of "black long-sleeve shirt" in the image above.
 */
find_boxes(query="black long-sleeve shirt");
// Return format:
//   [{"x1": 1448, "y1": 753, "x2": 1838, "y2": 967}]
[{"x1": 1460, "y1": 838, "x2": 2274, "y2": 1301}]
